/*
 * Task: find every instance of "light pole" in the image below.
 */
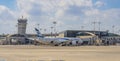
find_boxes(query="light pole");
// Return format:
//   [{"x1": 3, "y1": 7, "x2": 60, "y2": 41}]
[
  {"x1": 118, "y1": 29, "x2": 120, "y2": 35},
  {"x1": 44, "y1": 29, "x2": 46, "y2": 34},
  {"x1": 112, "y1": 25, "x2": 115, "y2": 34},
  {"x1": 15, "y1": 24, "x2": 18, "y2": 34},
  {"x1": 81, "y1": 26, "x2": 84, "y2": 30},
  {"x1": 37, "y1": 24, "x2": 40, "y2": 29},
  {"x1": 98, "y1": 22, "x2": 101, "y2": 31},
  {"x1": 37, "y1": 23, "x2": 42, "y2": 32},
  {"x1": 53, "y1": 21, "x2": 57, "y2": 38},
  {"x1": 92, "y1": 21, "x2": 97, "y2": 31},
  {"x1": 51, "y1": 27, "x2": 53, "y2": 38}
]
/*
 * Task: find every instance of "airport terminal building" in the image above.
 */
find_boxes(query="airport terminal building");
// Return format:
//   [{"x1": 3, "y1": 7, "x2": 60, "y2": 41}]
[
  {"x1": 57, "y1": 30, "x2": 120, "y2": 45},
  {"x1": 58, "y1": 30, "x2": 109, "y2": 38}
]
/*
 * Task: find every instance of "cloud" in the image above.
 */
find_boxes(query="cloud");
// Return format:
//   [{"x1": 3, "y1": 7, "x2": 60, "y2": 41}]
[
  {"x1": 95, "y1": 1, "x2": 105, "y2": 8},
  {"x1": 83, "y1": 8, "x2": 120, "y2": 32},
  {"x1": 14, "y1": 0, "x2": 120, "y2": 34},
  {"x1": 0, "y1": 5, "x2": 15, "y2": 20},
  {"x1": 0, "y1": 0, "x2": 120, "y2": 34},
  {"x1": 0, "y1": 5, "x2": 17, "y2": 34},
  {"x1": 15, "y1": 0, "x2": 79, "y2": 33}
]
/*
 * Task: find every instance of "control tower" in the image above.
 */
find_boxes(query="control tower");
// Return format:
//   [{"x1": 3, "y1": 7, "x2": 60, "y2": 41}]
[{"x1": 17, "y1": 16, "x2": 27, "y2": 35}]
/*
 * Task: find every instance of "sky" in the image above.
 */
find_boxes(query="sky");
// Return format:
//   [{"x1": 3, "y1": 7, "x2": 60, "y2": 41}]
[{"x1": 0, "y1": 0, "x2": 120, "y2": 34}]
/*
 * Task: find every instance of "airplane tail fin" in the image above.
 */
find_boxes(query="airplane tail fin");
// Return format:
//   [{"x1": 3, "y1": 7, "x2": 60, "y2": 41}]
[{"x1": 35, "y1": 28, "x2": 44, "y2": 38}]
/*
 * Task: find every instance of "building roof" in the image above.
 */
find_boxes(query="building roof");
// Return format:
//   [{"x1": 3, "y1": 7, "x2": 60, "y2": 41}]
[
  {"x1": 107, "y1": 33, "x2": 120, "y2": 36},
  {"x1": 59, "y1": 30, "x2": 108, "y2": 34}
]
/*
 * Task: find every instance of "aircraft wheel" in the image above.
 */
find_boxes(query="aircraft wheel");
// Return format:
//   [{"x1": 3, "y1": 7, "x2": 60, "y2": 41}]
[
  {"x1": 51, "y1": 41, "x2": 54, "y2": 44},
  {"x1": 34, "y1": 42, "x2": 40, "y2": 46},
  {"x1": 54, "y1": 44, "x2": 59, "y2": 46}
]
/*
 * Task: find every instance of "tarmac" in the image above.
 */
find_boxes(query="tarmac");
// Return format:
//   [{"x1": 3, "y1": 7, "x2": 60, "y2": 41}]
[{"x1": 0, "y1": 45, "x2": 120, "y2": 61}]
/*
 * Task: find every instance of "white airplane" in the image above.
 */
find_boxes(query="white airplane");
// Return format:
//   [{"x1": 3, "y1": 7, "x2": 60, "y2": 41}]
[
  {"x1": 34, "y1": 28, "x2": 71, "y2": 46},
  {"x1": 34, "y1": 28, "x2": 83, "y2": 46}
]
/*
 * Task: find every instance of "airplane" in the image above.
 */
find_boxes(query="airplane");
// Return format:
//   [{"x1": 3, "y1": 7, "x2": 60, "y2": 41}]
[
  {"x1": 34, "y1": 28, "x2": 83, "y2": 46},
  {"x1": 34, "y1": 28, "x2": 71, "y2": 46}
]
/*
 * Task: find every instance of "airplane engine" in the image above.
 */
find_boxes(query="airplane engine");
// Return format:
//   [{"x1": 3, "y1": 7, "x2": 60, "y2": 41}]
[
  {"x1": 72, "y1": 41, "x2": 77, "y2": 46},
  {"x1": 68, "y1": 39, "x2": 83, "y2": 46},
  {"x1": 50, "y1": 41, "x2": 59, "y2": 46},
  {"x1": 50, "y1": 41, "x2": 54, "y2": 44},
  {"x1": 68, "y1": 41, "x2": 78, "y2": 46},
  {"x1": 10, "y1": 39, "x2": 18, "y2": 45}
]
